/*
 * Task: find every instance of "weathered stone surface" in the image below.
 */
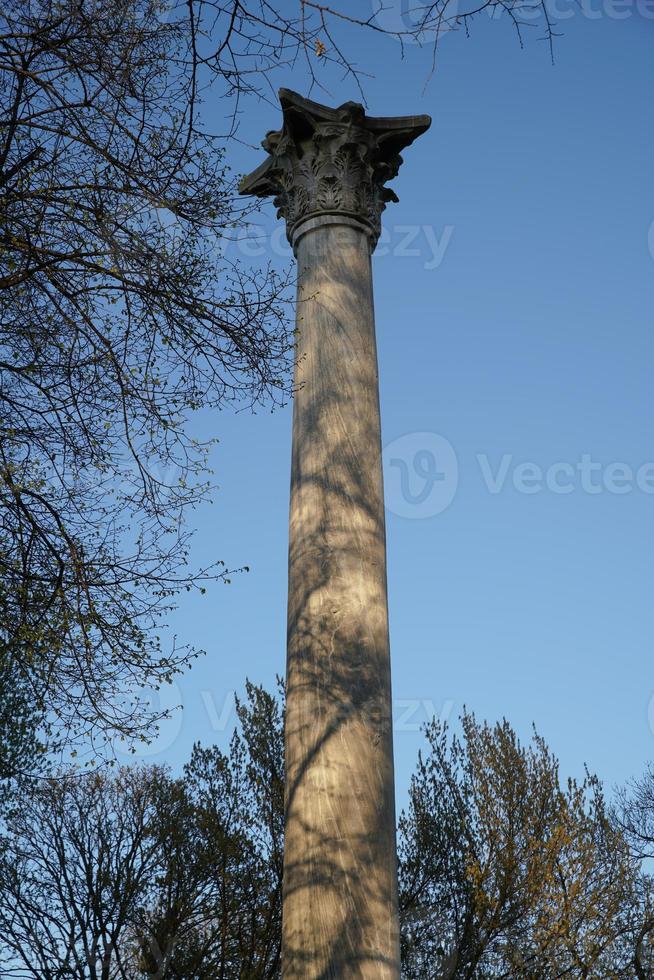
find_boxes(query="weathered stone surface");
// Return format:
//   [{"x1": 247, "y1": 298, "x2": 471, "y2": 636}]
[
  {"x1": 239, "y1": 88, "x2": 430, "y2": 249},
  {"x1": 240, "y1": 90, "x2": 430, "y2": 979},
  {"x1": 283, "y1": 221, "x2": 399, "y2": 977}
]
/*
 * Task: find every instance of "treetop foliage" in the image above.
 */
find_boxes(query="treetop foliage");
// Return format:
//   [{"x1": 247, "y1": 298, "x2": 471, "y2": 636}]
[{"x1": 1, "y1": 686, "x2": 652, "y2": 978}]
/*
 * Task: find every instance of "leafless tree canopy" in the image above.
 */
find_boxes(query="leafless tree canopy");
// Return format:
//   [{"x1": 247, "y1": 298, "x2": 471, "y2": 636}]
[
  {"x1": 183, "y1": 0, "x2": 556, "y2": 105},
  {"x1": 0, "y1": 0, "x2": 292, "y2": 758},
  {"x1": 614, "y1": 766, "x2": 654, "y2": 979},
  {"x1": 0, "y1": 682, "x2": 285, "y2": 979}
]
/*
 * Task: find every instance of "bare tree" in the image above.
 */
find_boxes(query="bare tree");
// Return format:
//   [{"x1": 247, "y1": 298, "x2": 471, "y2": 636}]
[
  {"x1": 0, "y1": 682, "x2": 284, "y2": 979},
  {"x1": 0, "y1": 0, "x2": 292, "y2": 757},
  {"x1": 614, "y1": 767, "x2": 654, "y2": 978},
  {"x1": 182, "y1": 0, "x2": 557, "y2": 105},
  {"x1": 0, "y1": 766, "x2": 166, "y2": 979}
]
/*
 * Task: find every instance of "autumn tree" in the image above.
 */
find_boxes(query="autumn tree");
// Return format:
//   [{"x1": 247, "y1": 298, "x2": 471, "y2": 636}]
[{"x1": 397, "y1": 713, "x2": 639, "y2": 978}]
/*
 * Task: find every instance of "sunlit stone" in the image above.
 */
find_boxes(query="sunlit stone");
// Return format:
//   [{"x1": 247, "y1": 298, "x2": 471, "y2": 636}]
[{"x1": 240, "y1": 89, "x2": 430, "y2": 979}]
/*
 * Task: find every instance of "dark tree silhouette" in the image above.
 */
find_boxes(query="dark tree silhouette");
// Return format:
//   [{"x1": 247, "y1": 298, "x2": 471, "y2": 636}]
[
  {"x1": 614, "y1": 767, "x2": 654, "y2": 978},
  {"x1": 0, "y1": 0, "x2": 292, "y2": 757},
  {"x1": 0, "y1": 682, "x2": 284, "y2": 979},
  {"x1": 0, "y1": 644, "x2": 45, "y2": 805}
]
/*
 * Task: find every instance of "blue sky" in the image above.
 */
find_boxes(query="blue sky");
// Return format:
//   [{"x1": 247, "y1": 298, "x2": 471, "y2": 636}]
[{"x1": 122, "y1": 4, "x2": 654, "y2": 809}]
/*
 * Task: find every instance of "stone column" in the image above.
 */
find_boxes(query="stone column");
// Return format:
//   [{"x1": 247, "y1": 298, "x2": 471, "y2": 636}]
[{"x1": 240, "y1": 89, "x2": 430, "y2": 979}]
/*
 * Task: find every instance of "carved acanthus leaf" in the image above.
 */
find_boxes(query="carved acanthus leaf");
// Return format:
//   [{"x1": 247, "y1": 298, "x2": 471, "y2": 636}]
[{"x1": 240, "y1": 90, "x2": 431, "y2": 249}]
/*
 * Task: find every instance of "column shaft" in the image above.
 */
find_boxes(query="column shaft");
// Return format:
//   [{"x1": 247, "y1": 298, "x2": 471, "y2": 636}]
[{"x1": 282, "y1": 221, "x2": 400, "y2": 979}]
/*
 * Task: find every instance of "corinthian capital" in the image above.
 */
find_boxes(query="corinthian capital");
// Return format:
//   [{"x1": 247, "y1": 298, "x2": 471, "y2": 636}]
[{"x1": 239, "y1": 89, "x2": 431, "y2": 251}]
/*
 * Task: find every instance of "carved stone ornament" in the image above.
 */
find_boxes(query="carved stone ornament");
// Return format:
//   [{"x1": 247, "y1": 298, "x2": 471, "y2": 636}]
[{"x1": 239, "y1": 89, "x2": 431, "y2": 250}]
